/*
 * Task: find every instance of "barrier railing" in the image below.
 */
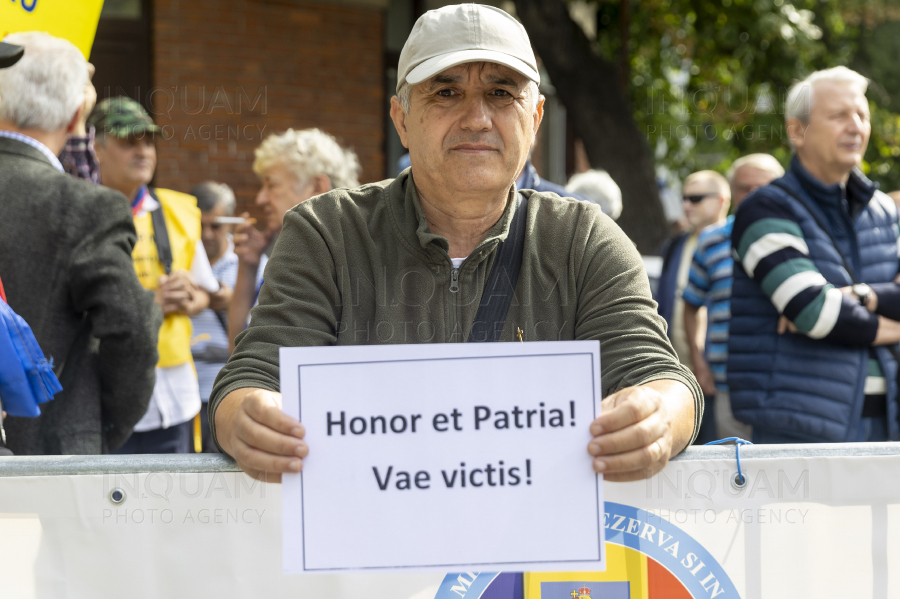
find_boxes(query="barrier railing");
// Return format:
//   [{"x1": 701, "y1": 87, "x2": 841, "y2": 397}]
[{"x1": 2, "y1": 443, "x2": 899, "y2": 599}]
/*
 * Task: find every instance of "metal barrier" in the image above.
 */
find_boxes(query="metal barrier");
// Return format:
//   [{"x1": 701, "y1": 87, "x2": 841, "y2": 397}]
[
  {"x1": 2, "y1": 443, "x2": 899, "y2": 599},
  {"x1": 4, "y1": 442, "x2": 899, "y2": 476}
]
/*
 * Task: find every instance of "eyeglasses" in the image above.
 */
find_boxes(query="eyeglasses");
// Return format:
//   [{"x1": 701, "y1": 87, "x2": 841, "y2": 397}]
[{"x1": 683, "y1": 193, "x2": 716, "y2": 204}]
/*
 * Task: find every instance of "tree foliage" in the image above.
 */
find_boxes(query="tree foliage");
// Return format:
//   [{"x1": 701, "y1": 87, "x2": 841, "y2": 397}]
[{"x1": 581, "y1": 0, "x2": 899, "y2": 190}]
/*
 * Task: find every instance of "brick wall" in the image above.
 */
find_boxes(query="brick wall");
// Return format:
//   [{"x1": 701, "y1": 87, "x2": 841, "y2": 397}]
[{"x1": 152, "y1": 0, "x2": 385, "y2": 215}]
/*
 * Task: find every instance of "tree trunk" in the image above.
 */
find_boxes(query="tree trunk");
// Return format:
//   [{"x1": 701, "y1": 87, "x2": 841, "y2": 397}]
[{"x1": 513, "y1": 0, "x2": 669, "y2": 254}]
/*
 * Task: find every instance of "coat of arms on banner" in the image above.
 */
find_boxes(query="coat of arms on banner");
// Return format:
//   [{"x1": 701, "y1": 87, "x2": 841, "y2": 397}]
[
  {"x1": 436, "y1": 502, "x2": 739, "y2": 599},
  {"x1": 539, "y1": 582, "x2": 629, "y2": 598}
]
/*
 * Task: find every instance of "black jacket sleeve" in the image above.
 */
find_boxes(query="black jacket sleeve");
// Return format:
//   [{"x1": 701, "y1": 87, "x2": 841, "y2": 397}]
[{"x1": 66, "y1": 186, "x2": 161, "y2": 450}]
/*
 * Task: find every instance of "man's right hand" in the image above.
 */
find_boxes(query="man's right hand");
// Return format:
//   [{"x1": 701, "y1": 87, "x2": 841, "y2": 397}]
[
  {"x1": 72, "y1": 62, "x2": 97, "y2": 137},
  {"x1": 233, "y1": 212, "x2": 270, "y2": 268},
  {"x1": 154, "y1": 270, "x2": 204, "y2": 315},
  {"x1": 215, "y1": 388, "x2": 307, "y2": 483}
]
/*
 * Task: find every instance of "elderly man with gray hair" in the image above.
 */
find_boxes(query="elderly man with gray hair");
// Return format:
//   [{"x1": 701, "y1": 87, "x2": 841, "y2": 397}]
[
  {"x1": 566, "y1": 170, "x2": 623, "y2": 221},
  {"x1": 729, "y1": 66, "x2": 900, "y2": 443},
  {"x1": 191, "y1": 181, "x2": 267, "y2": 451},
  {"x1": 0, "y1": 32, "x2": 160, "y2": 454},
  {"x1": 228, "y1": 128, "x2": 360, "y2": 347},
  {"x1": 210, "y1": 4, "x2": 702, "y2": 483}
]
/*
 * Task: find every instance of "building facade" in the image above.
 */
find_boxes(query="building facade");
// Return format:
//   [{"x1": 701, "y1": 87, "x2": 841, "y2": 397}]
[{"x1": 91, "y1": 0, "x2": 574, "y2": 215}]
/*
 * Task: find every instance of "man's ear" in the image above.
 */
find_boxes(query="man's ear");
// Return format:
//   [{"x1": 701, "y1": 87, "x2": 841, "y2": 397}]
[
  {"x1": 389, "y1": 96, "x2": 410, "y2": 149},
  {"x1": 720, "y1": 195, "x2": 731, "y2": 217},
  {"x1": 786, "y1": 117, "x2": 807, "y2": 150},
  {"x1": 312, "y1": 173, "x2": 332, "y2": 194},
  {"x1": 533, "y1": 94, "x2": 545, "y2": 135},
  {"x1": 66, "y1": 106, "x2": 83, "y2": 134}
]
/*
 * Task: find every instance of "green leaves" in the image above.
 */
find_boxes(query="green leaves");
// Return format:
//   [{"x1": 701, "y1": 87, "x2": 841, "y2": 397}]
[{"x1": 581, "y1": 0, "x2": 896, "y2": 187}]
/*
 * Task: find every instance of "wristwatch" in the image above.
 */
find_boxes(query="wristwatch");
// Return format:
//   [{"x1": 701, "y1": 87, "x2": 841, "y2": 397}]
[{"x1": 852, "y1": 283, "x2": 872, "y2": 308}]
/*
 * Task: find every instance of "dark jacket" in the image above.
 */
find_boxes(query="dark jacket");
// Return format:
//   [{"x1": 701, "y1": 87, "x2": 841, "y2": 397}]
[
  {"x1": 0, "y1": 136, "x2": 161, "y2": 454},
  {"x1": 728, "y1": 157, "x2": 899, "y2": 442},
  {"x1": 517, "y1": 161, "x2": 593, "y2": 205},
  {"x1": 655, "y1": 232, "x2": 690, "y2": 329}
]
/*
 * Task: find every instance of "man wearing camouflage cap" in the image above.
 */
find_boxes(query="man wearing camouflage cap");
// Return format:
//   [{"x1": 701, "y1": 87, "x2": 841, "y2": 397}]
[
  {"x1": 0, "y1": 33, "x2": 160, "y2": 454},
  {"x1": 211, "y1": 4, "x2": 702, "y2": 483},
  {"x1": 91, "y1": 96, "x2": 221, "y2": 454}
]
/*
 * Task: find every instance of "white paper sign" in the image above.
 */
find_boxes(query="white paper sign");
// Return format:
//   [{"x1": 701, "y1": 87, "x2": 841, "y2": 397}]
[{"x1": 280, "y1": 341, "x2": 604, "y2": 574}]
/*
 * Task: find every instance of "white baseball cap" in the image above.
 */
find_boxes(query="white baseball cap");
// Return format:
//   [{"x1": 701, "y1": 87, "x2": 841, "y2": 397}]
[{"x1": 396, "y1": 4, "x2": 540, "y2": 93}]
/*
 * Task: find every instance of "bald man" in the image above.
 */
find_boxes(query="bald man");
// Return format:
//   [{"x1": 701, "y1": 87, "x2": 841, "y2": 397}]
[
  {"x1": 657, "y1": 171, "x2": 731, "y2": 365},
  {"x1": 683, "y1": 155, "x2": 785, "y2": 441},
  {"x1": 887, "y1": 191, "x2": 900, "y2": 211}
]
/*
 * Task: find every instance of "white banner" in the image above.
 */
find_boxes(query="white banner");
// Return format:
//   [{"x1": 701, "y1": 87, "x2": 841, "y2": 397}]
[
  {"x1": 1, "y1": 445, "x2": 899, "y2": 598},
  {"x1": 279, "y1": 342, "x2": 604, "y2": 574}
]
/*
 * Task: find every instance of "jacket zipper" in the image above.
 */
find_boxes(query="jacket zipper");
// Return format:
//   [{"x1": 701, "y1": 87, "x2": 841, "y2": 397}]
[{"x1": 448, "y1": 266, "x2": 460, "y2": 342}]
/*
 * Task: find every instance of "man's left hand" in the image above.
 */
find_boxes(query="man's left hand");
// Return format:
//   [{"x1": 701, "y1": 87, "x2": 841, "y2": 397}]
[
  {"x1": 587, "y1": 380, "x2": 694, "y2": 482},
  {"x1": 839, "y1": 285, "x2": 877, "y2": 312}
]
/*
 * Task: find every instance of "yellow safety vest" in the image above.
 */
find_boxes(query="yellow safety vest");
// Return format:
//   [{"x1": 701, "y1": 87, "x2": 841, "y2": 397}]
[{"x1": 132, "y1": 188, "x2": 201, "y2": 368}]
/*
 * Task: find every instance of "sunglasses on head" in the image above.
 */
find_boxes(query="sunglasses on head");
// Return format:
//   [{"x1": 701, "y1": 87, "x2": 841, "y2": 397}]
[{"x1": 683, "y1": 193, "x2": 716, "y2": 204}]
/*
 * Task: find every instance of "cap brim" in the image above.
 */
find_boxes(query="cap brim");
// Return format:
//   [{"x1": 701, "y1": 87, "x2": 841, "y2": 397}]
[
  {"x1": 404, "y1": 49, "x2": 540, "y2": 89},
  {"x1": 0, "y1": 43, "x2": 24, "y2": 69}
]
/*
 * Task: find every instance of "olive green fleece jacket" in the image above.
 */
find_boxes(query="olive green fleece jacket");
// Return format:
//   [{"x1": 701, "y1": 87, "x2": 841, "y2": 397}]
[{"x1": 209, "y1": 170, "x2": 703, "y2": 448}]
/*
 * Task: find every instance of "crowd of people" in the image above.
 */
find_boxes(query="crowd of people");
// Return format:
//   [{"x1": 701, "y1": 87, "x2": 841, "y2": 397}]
[
  {"x1": 0, "y1": 32, "x2": 366, "y2": 455},
  {"x1": 656, "y1": 66, "x2": 900, "y2": 445},
  {"x1": 0, "y1": 2, "x2": 898, "y2": 485}
]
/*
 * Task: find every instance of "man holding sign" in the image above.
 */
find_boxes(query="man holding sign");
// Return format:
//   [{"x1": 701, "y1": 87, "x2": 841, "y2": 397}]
[{"x1": 210, "y1": 4, "x2": 702, "y2": 484}]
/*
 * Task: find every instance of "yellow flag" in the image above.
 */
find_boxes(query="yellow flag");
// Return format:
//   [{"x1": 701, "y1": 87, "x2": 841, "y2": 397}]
[{"x1": 1, "y1": 0, "x2": 105, "y2": 59}]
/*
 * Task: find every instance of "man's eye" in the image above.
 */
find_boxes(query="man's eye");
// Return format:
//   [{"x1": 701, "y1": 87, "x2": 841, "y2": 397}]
[
  {"x1": 437, "y1": 89, "x2": 454, "y2": 97},
  {"x1": 492, "y1": 89, "x2": 511, "y2": 97}
]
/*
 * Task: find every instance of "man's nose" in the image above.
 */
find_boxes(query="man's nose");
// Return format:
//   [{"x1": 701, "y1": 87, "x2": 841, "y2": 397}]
[
  {"x1": 460, "y1": 95, "x2": 492, "y2": 131},
  {"x1": 136, "y1": 141, "x2": 153, "y2": 158},
  {"x1": 848, "y1": 113, "x2": 865, "y2": 134},
  {"x1": 256, "y1": 189, "x2": 267, "y2": 205}
]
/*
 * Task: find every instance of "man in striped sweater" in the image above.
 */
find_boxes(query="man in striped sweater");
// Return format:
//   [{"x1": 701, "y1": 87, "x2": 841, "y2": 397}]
[
  {"x1": 729, "y1": 67, "x2": 900, "y2": 443},
  {"x1": 683, "y1": 154, "x2": 784, "y2": 441}
]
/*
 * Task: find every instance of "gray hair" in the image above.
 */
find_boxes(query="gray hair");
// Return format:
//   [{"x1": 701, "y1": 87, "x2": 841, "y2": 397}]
[
  {"x1": 727, "y1": 153, "x2": 785, "y2": 183},
  {"x1": 0, "y1": 32, "x2": 89, "y2": 131},
  {"x1": 191, "y1": 181, "x2": 236, "y2": 215},
  {"x1": 785, "y1": 66, "x2": 868, "y2": 125},
  {"x1": 566, "y1": 170, "x2": 623, "y2": 221},
  {"x1": 253, "y1": 128, "x2": 361, "y2": 190},
  {"x1": 396, "y1": 79, "x2": 541, "y2": 114}
]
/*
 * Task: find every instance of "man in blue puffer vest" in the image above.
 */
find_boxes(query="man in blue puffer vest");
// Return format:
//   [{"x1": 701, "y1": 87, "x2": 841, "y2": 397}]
[{"x1": 729, "y1": 66, "x2": 900, "y2": 443}]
